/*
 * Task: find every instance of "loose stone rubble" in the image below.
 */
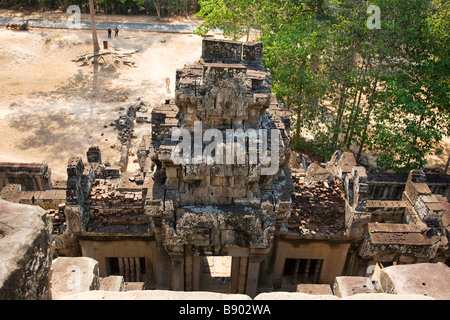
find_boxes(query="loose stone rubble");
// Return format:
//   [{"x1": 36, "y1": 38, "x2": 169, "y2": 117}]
[{"x1": 290, "y1": 172, "x2": 346, "y2": 236}]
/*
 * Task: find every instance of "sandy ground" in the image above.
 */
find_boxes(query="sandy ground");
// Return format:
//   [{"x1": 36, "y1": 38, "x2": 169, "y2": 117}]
[{"x1": 0, "y1": 26, "x2": 203, "y2": 180}]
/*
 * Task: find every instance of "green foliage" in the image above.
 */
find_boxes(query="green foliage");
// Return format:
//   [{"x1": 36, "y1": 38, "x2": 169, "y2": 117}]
[
  {"x1": 0, "y1": 0, "x2": 199, "y2": 16},
  {"x1": 195, "y1": 0, "x2": 261, "y2": 40},
  {"x1": 260, "y1": 0, "x2": 330, "y2": 143},
  {"x1": 366, "y1": 0, "x2": 449, "y2": 172},
  {"x1": 195, "y1": 0, "x2": 449, "y2": 172}
]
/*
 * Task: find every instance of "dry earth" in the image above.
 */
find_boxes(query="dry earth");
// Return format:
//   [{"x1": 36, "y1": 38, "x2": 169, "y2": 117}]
[{"x1": 0, "y1": 26, "x2": 203, "y2": 180}]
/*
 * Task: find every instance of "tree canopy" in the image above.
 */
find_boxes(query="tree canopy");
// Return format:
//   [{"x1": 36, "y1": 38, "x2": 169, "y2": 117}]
[
  {"x1": 195, "y1": 0, "x2": 450, "y2": 173},
  {"x1": 0, "y1": 0, "x2": 200, "y2": 17}
]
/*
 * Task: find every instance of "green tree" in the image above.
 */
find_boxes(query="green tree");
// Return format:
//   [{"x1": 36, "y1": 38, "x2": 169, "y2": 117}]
[
  {"x1": 194, "y1": 0, "x2": 449, "y2": 171},
  {"x1": 260, "y1": 1, "x2": 329, "y2": 146},
  {"x1": 366, "y1": 0, "x2": 449, "y2": 172},
  {"x1": 195, "y1": 0, "x2": 261, "y2": 40}
]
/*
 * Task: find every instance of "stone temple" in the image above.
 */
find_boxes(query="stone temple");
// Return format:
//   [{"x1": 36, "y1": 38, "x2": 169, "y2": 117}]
[{"x1": 1, "y1": 39, "x2": 450, "y2": 300}]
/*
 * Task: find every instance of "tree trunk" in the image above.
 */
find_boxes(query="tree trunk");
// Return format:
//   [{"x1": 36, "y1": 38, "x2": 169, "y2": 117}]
[
  {"x1": 295, "y1": 104, "x2": 301, "y2": 143},
  {"x1": 356, "y1": 77, "x2": 379, "y2": 163},
  {"x1": 332, "y1": 85, "x2": 348, "y2": 148},
  {"x1": 89, "y1": 0, "x2": 100, "y2": 55},
  {"x1": 153, "y1": 0, "x2": 161, "y2": 19},
  {"x1": 445, "y1": 154, "x2": 450, "y2": 174},
  {"x1": 89, "y1": 0, "x2": 100, "y2": 96},
  {"x1": 406, "y1": 115, "x2": 424, "y2": 169},
  {"x1": 343, "y1": 58, "x2": 367, "y2": 148},
  {"x1": 344, "y1": 89, "x2": 364, "y2": 149},
  {"x1": 294, "y1": 90, "x2": 303, "y2": 143}
]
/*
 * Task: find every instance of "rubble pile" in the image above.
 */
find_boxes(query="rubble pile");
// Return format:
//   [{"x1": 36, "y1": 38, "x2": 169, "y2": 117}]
[
  {"x1": 112, "y1": 102, "x2": 147, "y2": 145},
  {"x1": 47, "y1": 203, "x2": 67, "y2": 235},
  {"x1": 289, "y1": 171, "x2": 346, "y2": 236},
  {"x1": 86, "y1": 180, "x2": 147, "y2": 232}
]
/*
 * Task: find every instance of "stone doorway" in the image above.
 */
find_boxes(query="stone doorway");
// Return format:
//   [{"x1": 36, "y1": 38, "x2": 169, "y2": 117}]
[
  {"x1": 282, "y1": 258, "x2": 324, "y2": 291},
  {"x1": 199, "y1": 256, "x2": 232, "y2": 293},
  {"x1": 105, "y1": 257, "x2": 146, "y2": 282}
]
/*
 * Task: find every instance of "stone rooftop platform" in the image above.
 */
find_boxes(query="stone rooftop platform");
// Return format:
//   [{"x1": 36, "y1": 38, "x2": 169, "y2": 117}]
[{"x1": 366, "y1": 223, "x2": 440, "y2": 246}]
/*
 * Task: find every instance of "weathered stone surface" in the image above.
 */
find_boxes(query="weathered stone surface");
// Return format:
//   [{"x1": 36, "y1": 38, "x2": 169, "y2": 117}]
[
  {"x1": 254, "y1": 292, "x2": 433, "y2": 300},
  {"x1": 254, "y1": 292, "x2": 339, "y2": 300},
  {"x1": 0, "y1": 162, "x2": 52, "y2": 192},
  {"x1": 304, "y1": 163, "x2": 332, "y2": 185},
  {"x1": 202, "y1": 38, "x2": 243, "y2": 63},
  {"x1": 325, "y1": 151, "x2": 357, "y2": 178},
  {"x1": 333, "y1": 276, "x2": 377, "y2": 297},
  {"x1": 359, "y1": 223, "x2": 441, "y2": 260},
  {"x1": 65, "y1": 205, "x2": 82, "y2": 233},
  {"x1": 87, "y1": 146, "x2": 102, "y2": 164},
  {"x1": 0, "y1": 200, "x2": 52, "y2": 300},
  {"x1": 87, "y1": 179, "x2": 147, "y2": 233},
  {"x1": 296, "y1": 284, "x2": 333, "y2": 295},
  {"x1": 380, "y1": 263, "x2": 450, "y2": 300},
  {"x1": 58, "y1": 290, "x2": 252, "y2": 300},
  {"x1": 342, "y1": 293, "x2": 434, "y2": 300},
  {"x1": 99, "y1": 276, "x2": 125, "y2": 292},
  {"x1": 50, "y1": 257, "x2": 100, "y2": 300}
]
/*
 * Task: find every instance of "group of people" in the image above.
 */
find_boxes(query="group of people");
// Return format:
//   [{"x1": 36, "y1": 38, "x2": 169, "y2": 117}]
[{"x1": 107, "y1": 26, "x2": 119, "y2": 38}]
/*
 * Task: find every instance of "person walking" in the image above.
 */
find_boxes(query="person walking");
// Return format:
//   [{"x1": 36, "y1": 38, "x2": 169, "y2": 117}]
[
  {"x1": 107, "y1": 27, "x2": 112, "y2": 38},
  {"x1": 115, "y1": 26, "x2": 119, "y2": 37}
]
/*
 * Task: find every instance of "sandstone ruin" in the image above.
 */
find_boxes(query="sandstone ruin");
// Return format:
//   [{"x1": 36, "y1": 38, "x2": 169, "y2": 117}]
[{"x1": 1, "y1": 39, "x2": 450, "y2": 300}]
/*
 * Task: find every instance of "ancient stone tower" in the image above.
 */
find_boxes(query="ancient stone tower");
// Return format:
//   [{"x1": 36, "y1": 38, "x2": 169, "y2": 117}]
[{"x1": 146, "y1": 38, "x2": 293, "y2": 296}]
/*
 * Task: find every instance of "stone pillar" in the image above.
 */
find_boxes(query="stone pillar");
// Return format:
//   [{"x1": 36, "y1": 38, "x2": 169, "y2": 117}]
[
  {"x1": 237, "y1": 257, "x2": 248, "y2": 294},
  {"x1": 303, "y1": 259, "x2": 311, "y2": 282},
  {"x1": 153, "y1": 217, "x2": 165, "y2": 288},
  {"x1": 185, "y1": 252, "x2": 193, "y2": 291},
  {"x1": 170, "y1": 250, "x2": 185, "y2": 291},
  {"x1": 230, "y1": 256, "x2": 241, "y2": 293},
  {"x1": 118, "y1": 257, "x2": 124, "y2": 279},
  {"x1": 291, "y1": 259, "x2": 300, "y2": 284},
  {"x1": 343, "y1": 247, "x2": 358, "y2": 276},
  {"x1": 135, "y1": 257, "x2": 141, "y2": 282},
  {"x1": 313, "y1": 260, "x2": 322, "y2": 283},
  {"x1": 273, "y1": 264, "x2": 283, "y2": 290},
  {"x1": 130, "y1": 257, "x2": 136, "y2": 282},
  {"x1": 268, "y1": 219, "x2": 284, "y2": 289},
  {"x1": 36, "y1": 174, "x2": 44, "y2": 191},
  {"x1": 245, "y1": 254, "x2": 265, "y2": 298},
  {"x1": 192, "y1": 255, "x2": 200, "y2": 291},
  {"x1": 124, "y1": 257, "x2": 130, "y2": 282}
]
